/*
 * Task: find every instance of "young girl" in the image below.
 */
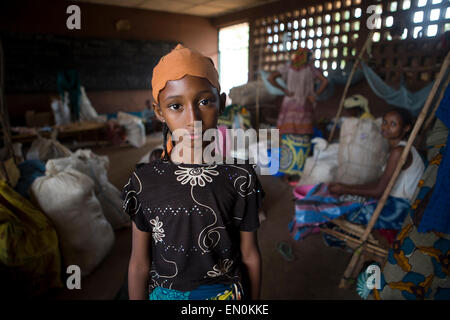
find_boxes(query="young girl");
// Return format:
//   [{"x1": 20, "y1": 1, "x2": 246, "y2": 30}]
[
  {"x1": 123, "y1": 44, "x2": 264, "y2": 300},
  {"x1": 268, "y1": 48, "x2": 328, "y2": 184}
]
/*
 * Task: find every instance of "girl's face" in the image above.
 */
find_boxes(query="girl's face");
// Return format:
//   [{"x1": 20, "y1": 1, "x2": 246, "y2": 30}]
[
  {"x1": 154, "y1": 75, "x2": 225, "y2": 146},
  {"x1": 381, "y1": 111, "x2": 410, "y2": 140}
]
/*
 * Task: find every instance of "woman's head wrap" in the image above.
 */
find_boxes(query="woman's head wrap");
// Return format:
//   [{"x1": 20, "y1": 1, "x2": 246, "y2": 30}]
[
  {"x1": 151, "y1": 44, "x2": 220, "y2": 102},
  {"x1": 291, "y1": 47, "x2": 310, "y2": 69}
]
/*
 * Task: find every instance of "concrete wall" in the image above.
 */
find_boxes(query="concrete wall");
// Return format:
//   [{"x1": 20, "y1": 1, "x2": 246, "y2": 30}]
[{"x1": 0, "y1": 0, "x2": 218, "y2": 125}]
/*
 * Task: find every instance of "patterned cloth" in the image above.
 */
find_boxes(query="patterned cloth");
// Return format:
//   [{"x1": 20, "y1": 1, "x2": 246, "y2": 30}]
[
  {"x1": 279, "y1": 134, "x2": 311, "y2": 175},
  {"x1": 366, "y1": 116, "x2": 450, "y2": 300},
  {"x1": 277, "y1": 98, "x2": 315, "y2": 135},
  {"x1": 289, "y1": 183, "x2": 410, "y2": 241},
  {"x1": 149, "y1": 283, "x2": 242, "y2": 300}
]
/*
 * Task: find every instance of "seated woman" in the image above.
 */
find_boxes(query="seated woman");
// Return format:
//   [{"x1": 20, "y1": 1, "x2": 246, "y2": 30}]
[
  {"x1": 289, "y1": 107, "x2": 425, "y2": 242},
  {"x1": 329, "y1": 107, "x2": 424, "y2": 202}
]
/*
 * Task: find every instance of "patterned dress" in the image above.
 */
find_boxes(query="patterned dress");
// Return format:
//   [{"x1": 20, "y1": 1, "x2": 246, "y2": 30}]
[
  {"x1": 122, "y1": 159, "x2": 264, "y2": 300},
  {"x1": 276, "y1": 63, "x2": 321, "y2": 175}
]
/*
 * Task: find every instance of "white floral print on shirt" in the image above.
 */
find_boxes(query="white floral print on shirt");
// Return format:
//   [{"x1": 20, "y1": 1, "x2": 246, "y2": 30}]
[
  {"x1": 174, "y1": 165, "x2": 219, "y2": 187},
  {"x1": 206, "y1": 259, "x2": 233, "y2": 278},
  {"x1": 150, "y1": 216, "x2": 165, "y2": 243}
]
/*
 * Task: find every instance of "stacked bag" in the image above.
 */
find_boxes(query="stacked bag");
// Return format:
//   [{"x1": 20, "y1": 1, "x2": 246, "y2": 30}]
[
  {"x1": 31, "y1": 149, "x2": 130, "y2": 277},
  {"x1": 1, "y1": 144, "x2": 130, "y2": 297}
]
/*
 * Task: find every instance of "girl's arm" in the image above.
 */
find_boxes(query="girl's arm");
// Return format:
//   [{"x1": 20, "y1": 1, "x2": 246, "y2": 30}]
[
  {"x1": 314, "y1": 71, "x2": 328, "y2": 96},
  {"x1": 240, "y1": 230, "x2": 262, "y2": 300},
  {"x1": 329, "y1": 146, "x2": 407, "y2": 199},
  {"x1": 267, "y1": 71, "x2": 291, "y2": 96},
  {"x1": 128, "y1": 221, "x2": 151, "y2": 300},
  {"x1": 308, "y1": 69, "x2": 328, "y2": 104}
]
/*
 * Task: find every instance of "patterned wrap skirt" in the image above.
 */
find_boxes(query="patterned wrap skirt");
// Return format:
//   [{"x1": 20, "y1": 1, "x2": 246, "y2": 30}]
[
  {"x1": 149, "y1": 283, "x2": 243, "y2": 300},
  {"x1": 279, "y1": 134, "x2": 311, "y2": 175},
  {"x1": 277, "y1": 96, "x2": 313, "y2": 176}
]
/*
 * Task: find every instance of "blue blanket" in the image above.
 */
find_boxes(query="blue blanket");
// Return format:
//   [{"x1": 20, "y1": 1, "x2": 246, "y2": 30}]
[{"x1": 289, "y1": 183, "x2": 411, "y2": 241}]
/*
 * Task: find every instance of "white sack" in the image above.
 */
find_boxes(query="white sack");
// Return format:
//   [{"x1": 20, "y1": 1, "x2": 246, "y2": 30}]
[
  {"x1": 79, "y1": 86, "x2": 99, "y2": 121},
  {"x1": 26, "y1": 135, "x2": 72, "y2": 162},
  {"x1": 51, "y1": 93, "x2": 71, "y2": 125},
  {"x1": 31, "y1": 168, "x2": 114, "y2": 276},
  {"x1": 336, "y1": 117, "x2": 389, "y2": 185},
  {"x1": 117, "y1": 112, "x2": 146, "y2": 148},
  {"x1": 298, "y1": 138, "x2": 339, "y2": 186},
  {"x1": 229, "y1": 80, "x2": 277, "y2": 106},
  {"x1": 46, "y1": 149, "x2": 130, "y2": 229}
]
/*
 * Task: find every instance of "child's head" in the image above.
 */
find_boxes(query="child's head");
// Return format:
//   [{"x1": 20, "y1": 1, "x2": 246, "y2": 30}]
[
  {"x1": 381, "y1": 107, "x2": 413, "y2": 141},
  {"x1": 151, "y1": 44, "x2": 226, "y2": 158},
  {"x1": 290, "y1": 48, "x2": 311, "y2": 69}
]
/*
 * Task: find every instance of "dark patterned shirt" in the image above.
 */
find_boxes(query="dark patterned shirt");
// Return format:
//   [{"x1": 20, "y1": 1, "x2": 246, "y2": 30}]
[{"x1": 122, "y1": 159, "x2": 264, "y2": 292}]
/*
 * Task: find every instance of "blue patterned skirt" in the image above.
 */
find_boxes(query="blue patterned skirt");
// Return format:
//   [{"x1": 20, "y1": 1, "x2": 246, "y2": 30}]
[{"x1": 149, "y1": 283, "x2": 243, "y2": 300}]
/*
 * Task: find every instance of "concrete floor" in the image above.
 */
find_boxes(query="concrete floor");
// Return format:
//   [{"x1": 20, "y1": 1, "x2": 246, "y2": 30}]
[{"x1": 91, "y1": 132, "x2": 361, "y2": 300}]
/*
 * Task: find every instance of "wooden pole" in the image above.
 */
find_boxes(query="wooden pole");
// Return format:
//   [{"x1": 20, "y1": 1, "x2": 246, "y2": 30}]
[
  {"x1": 320, "y1": 228, "x2": 388, "y2": 257},
  {"x1": 0, "y1": 37, "x2": 16, "y2": 169},
  {"x1": 339, "y1": 51, "x2": 450, "y2": 288},
  {"x1": 255, "y1": 43, "x2": 263, "y2": 132},
  {"x1": 328, "y1": 30, "x2": 375, "y2": 143}
]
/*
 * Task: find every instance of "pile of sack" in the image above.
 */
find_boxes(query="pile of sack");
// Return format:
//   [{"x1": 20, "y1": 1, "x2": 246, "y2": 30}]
[
  {"x1": 298, "y1": 117, "x2": 389, "y2": 186},
  {"x1": 1, "y1": 138, "x2": 130, "y2": 297}
]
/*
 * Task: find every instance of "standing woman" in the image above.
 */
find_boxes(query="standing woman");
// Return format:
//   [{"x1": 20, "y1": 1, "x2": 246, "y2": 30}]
[{"x1": 268, "y1": 48, "x2": 328, "y2": 184}]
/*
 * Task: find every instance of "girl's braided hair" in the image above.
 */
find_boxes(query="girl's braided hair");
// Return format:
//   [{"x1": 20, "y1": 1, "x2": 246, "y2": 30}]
[{"x1": 162, "y1": 122, "x2": 171, "y2": 160}]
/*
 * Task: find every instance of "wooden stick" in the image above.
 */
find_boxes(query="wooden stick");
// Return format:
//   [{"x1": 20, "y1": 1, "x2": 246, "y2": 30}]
[
  {"x1": 328, "y1": 217, "x2": 380, "y2": 245},
  {"x1": 320, "y1": 228, "x2": 388, "y2": 257},
  {"x1": 339, "y1": 51, "x2": 450, "y2": 288},
  {"x1": 319, "y1": 213, "x2": 379, "y2": 245},
  {"x1": 255, "y1": 44, "x2": 263, "y2": 132},
  {"x1": 0, "y1": 37, "x2": 17, "y2": 173},
  {"x1": 328, "y1": 30, "x2": 375, "y2": 143}
]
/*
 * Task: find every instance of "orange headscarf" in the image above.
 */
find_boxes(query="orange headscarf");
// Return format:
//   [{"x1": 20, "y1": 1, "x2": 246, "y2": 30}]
[
  {"x1": 151, "y1": 44, "x2": 220, "y2": 102},
  {"x1": 153, "y1": 44, "x2": 220, "y2": 158}
]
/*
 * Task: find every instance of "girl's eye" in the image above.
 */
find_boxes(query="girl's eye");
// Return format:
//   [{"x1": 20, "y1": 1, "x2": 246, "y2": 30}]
[
  {"x1": 199, "y1": 99, "x2": 210, "y2": 106},
  {"x1": 169, "y1": 104, "x2": 182, "y2": 111}
]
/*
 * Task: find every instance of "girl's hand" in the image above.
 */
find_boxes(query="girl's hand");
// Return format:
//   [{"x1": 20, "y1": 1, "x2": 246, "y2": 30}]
[
  {"x1": 329, "y1": 183, "x2": 345, "y2": 195},
  {"x1": 284, "y1": 88, "x2": 293, "y2": 97},
  {"x1": 307, "y1": 95, "x2": 316, "y2": 105}
]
